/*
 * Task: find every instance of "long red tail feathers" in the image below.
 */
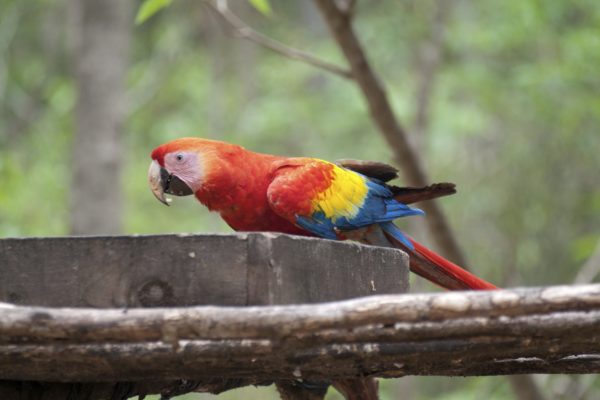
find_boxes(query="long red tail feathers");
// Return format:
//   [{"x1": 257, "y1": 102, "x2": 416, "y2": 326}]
[
  {"x1": 384, "y1": 232, "x2": 497, "y2": 291},
  {"x1": 408, "y1": 238, "x2": 497, "y2": 290}
]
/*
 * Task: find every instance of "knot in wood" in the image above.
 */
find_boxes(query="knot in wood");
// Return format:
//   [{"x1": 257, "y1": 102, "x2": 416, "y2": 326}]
[
  {"x1": 8, "y1": 292, "x2": 22, "y2": 304},
  {"x1": 137, "y1": 279, "x2": 175, "y2": 307}
]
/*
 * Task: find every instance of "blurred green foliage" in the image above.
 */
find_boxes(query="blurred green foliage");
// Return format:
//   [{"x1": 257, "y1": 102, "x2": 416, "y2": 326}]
[
  {"x1": 1, "y1": 0, "x2": 599, "y2": 398},
  {"x1": 249, "y1": 0, "x2": 273, "y2": 16},
  {"x1": 136, "y1": 0, "x2": 174, "y2": 25}
]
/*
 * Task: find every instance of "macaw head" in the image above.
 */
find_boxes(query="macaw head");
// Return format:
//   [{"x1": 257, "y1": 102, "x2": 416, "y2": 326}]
[{"x1": 148, "y1": 137, "x2": 230, "y2": 206}]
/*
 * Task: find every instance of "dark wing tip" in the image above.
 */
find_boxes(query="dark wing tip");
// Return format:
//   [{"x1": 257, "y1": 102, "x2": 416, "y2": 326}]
[
  {"x1": 334, "y1": 158, "x2": 457, "y2": 203},
  {"x1": 390, "y1": 182, "x2": 457, "y2": 204},
  {"x1": 335, "y1": 159, "x2": 399, "y2": 182}
]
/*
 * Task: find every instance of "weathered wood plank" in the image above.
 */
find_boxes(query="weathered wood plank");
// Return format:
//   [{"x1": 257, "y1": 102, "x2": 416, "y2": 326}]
[
  {"x1": 0, "y1": 233, "x2": 409, "y2": 308},
  {"x1": 0, "y1": 234, "x2": 249, "y2": 307},
  {"x1": 1, "y1": 285, "x2": 600, "y2": 384}
]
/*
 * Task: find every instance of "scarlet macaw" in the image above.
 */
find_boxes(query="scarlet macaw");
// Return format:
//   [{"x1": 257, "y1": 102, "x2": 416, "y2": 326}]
[{"x1": 148, "y1": 137, "x2": 496, "y2": 290}]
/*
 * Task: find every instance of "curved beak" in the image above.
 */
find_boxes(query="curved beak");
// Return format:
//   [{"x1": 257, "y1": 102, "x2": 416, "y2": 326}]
[
  {"x1": 148, "y1": 160, "x2": 170, "y2": 206},
  {"x1": 148, "y1": 160, "x2": 194, "y2": 206}
]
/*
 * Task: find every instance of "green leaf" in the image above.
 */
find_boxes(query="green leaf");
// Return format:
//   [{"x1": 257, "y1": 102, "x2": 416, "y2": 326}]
[
  {"x1": 249, "y1": 0, "x2": 272, "y2": 16},
  {"x1": 135, "y1": 0, "x2": 172, "y2": 25}
]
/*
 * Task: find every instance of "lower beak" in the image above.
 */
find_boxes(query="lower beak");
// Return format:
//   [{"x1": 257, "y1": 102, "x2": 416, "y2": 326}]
[
  {"x1": 148, "y1": 160, "x2": 194, "y2": 206},
  {"x1": 148, "y1": 160, "x2": 170, "y2": 206}
]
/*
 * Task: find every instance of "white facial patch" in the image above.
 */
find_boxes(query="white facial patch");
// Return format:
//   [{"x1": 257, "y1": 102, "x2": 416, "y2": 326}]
[{"x1": 164, "y1": 151, "x2": 203, "y2": 192}]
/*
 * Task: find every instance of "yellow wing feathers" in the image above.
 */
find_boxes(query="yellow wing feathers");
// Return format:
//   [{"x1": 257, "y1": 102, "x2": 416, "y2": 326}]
[{"x1": 311, "y1": 162, "x2": 368, "y2": 219}]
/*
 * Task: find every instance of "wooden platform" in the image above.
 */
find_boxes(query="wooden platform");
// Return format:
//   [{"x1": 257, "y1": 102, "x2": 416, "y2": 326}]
[
  {"x1": 2, "y1": 234, "x2": 600, "y2": 399},
  {"x1": 0, "y1": 233, "x2": 409, "y2": 399}
]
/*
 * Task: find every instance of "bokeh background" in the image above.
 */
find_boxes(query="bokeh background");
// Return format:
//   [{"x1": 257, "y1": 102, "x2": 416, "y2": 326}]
[{"x1": 1, "y1": 0, "x2": 599, "y2": 398}]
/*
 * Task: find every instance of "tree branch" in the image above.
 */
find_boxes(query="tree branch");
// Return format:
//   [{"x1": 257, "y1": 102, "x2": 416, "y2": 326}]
[
  {"x1": 312, "y1": 0, "x2": 469, "y2": 268},
  {"x1": 1, "y1": 285, "x2": 600, "y2": 384},
  {"x1": 4, "y1": 284, "x2": 600, "y2": 343},
  {"x1": 205, "y1": 0, "x2": 352, "y2": 79}
]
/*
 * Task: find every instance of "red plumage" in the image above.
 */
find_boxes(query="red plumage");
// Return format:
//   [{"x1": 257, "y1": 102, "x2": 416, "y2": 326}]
[{"x1": 152, "y1": 139, "x2": 308, "y2": 235}]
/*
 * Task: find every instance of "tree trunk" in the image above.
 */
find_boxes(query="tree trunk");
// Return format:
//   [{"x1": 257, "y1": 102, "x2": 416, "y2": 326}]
[{"x1": 70, "y1": 0, "x2": 131, "y2": 235}]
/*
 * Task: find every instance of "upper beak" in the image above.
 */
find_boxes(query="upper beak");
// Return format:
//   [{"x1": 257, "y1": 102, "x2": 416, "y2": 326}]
[
  {"x1": 148, "y1": 160, "x2": 194, "y2": 206},
  {"x1": 148, "y1": 160, "x2": 170, "y2": 206}
]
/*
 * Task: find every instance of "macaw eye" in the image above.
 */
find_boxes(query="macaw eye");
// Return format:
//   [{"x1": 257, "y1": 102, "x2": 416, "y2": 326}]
[{"x1": 176, "y1": 154, "x2": 184, "y2": 162}]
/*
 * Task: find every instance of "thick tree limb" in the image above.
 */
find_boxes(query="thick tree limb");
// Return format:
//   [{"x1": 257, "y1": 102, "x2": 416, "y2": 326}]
[
  {"x1": 1, "y1": 284, "x2": 600, "y2": 384},
  {"x1": 3, "y1": 285, "x2": 600, "y2": 343}
]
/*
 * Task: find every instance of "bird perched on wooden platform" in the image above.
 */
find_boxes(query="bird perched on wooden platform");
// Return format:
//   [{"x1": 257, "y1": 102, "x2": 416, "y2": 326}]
[{"x1": 149, "y1": 137, "x2": 496, "y2": 291}]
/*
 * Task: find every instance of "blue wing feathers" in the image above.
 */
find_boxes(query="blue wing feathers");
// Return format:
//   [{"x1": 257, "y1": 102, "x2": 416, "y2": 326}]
[
  {"x1": 296, "y1": 214, "x2": 338, "y2": 240},
  {"x1": 365, "y1": 179, "x2": 393, "y2": 196}
]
